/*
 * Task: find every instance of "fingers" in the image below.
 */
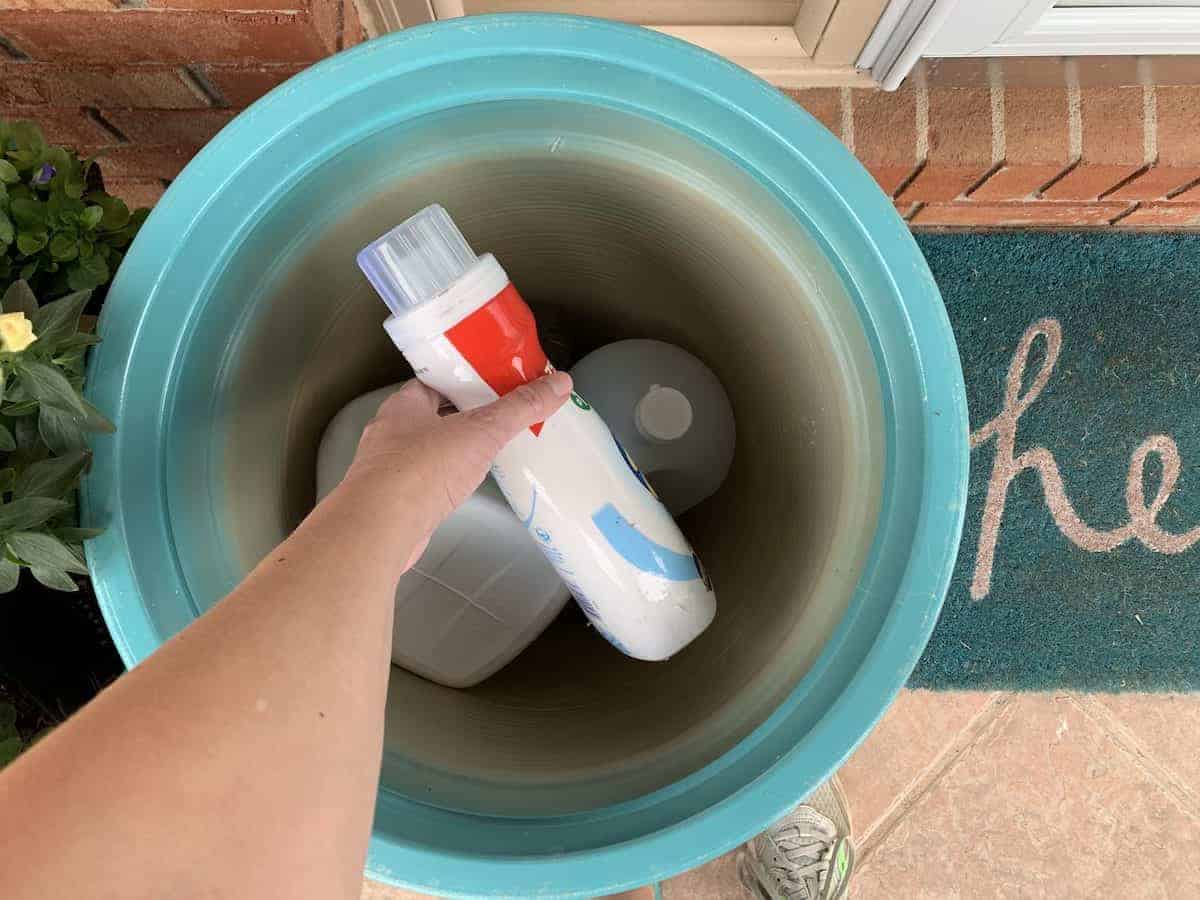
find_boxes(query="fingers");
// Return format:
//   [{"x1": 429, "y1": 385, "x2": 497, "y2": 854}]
[
  {"x1": 461, "y1": 371, "x2": 572, "y2": 451},
  {"x1": 370, "y1": 379, "x2": 443, "y2": 428}
]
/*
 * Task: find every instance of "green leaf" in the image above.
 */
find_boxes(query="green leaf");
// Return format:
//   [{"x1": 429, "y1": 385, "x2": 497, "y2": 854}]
[
  {"x1": 0, "y1": 496, "x2": 71, "y2": 531},
  {"x1": 0, "y1": 210, "x2": 12, "y2": 246},
  {"x1": 48, "y1": 233, "x2": 78, "y2": 262},
  {"x1": 38, "y1": 406, "x2": 87, "y2": 454},
  {"x1": 0, "y1": 702, "x2": 15, "y2": 734},
  {"x1": 19, "y1": 260, "x2": 38, "y2": 282},
  {"x1": 10, "y1": 197, "x2": 44, "y2": 230},
  {"x1": 1, "y1": 281, "x2": 38, "y2": 318},
  {"x1": 95, "y1": 194, "x2": 130, "y2": 231},
  {"x1": 56, "y1": 526, "x2": 102, "y2": 542},
  {"x1": 14, "y1": 450, "x2": 88, "y2": 500},
  {"x1": 29, "y1": 290, "x2": 89, "y2": 352},
  {"x1": 15, "y1": 230, "x2": 47, "y2": 256},
  {"x1": 0, "y1": 423, "x2": 14, "y2": 452},
  {"x1": 0, "y1": 159, "x2": 18, "y2": 185},
  {"x1": 57, "y1": 332, "x2": 103, "y2": 351},
  {"x1": 0, "y1": 469, "x2": 15, "y2": 494},
  {"x1": 81, "y1": 398, "x2": 114, "y2": 434},
  {"x1": 17, "y1": 359, "x2": 86, "y2": 415},
  {"x1": 80, "y1": 205, "x2": 103, "y2": 230},
  {"x1": 0, "y1": 735, "x2": 22, "y2": 767},
  {"x1": 30, "y1": 565, "x2": 78, "y2": 592},
  {"x1": 66, "y1": 252, "x2": 108, "y2": 292},
  {"x1": 2, "y1": 400, "x2": 38, "y2": 418},
  {"x1": 0, "y1": 557, "x2": 17, "y2": 594},
  {"x1": 7, "y1": 531, "x2": 87, "y2": 575}
]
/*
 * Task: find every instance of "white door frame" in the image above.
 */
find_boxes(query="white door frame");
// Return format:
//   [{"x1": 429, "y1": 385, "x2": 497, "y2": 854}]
[{"x1": 859, "y1": 0, "x2": 1200, "y2": 89}]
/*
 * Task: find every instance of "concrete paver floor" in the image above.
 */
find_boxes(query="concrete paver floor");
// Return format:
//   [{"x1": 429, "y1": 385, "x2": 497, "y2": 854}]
[{"x1": 362, "y1": 690, "x2": 1200, "y2": 899}]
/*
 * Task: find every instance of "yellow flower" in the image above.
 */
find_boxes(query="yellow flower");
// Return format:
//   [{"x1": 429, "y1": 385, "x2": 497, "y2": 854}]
[{"x1": 0, "y1": 312, "x2": 37, "y2": 353}]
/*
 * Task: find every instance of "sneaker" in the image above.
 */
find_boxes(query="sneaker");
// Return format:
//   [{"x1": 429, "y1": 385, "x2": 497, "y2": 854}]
[{"x1": 737, "y1": 775, "x2": 855, "y2": 900}]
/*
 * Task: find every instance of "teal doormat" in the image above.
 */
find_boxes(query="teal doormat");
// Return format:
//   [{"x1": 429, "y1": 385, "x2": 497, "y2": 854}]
[{"x1": 912, "y1": 232, "x2": 1200, "y2": 692}]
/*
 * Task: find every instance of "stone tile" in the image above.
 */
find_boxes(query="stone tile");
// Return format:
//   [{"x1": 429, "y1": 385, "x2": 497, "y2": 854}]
[
  {"x1": 1094, "y1": 693, "x2": 1200, "y2": 792},
  {"x1": 837, "y1": 689, "x2": 999, "y2": 837},
  {"x1": 360, "y1": 879, "x2": 431, "y2": 900},
  {"x1": 662, "y1": 846, "x2": 742, "y2": 899},
  {"x1": 851, "y1": 693, "x2": 1200, "y2": 899}
]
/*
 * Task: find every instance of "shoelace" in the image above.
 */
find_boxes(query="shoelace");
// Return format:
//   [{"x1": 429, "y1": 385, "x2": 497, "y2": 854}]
[{"x1": 768, "y1": 818, "x2": 837, "y2": 900}]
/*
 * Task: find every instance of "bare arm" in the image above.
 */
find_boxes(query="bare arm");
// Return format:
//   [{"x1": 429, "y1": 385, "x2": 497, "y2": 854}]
[{"x1": 0, "y1": 372, "x2": 571, "y2": 900}]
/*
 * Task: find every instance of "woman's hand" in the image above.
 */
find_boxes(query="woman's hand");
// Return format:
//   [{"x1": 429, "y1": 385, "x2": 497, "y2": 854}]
[{"x1": 337, "y1": 371, "x2": 573, "y2": 562}]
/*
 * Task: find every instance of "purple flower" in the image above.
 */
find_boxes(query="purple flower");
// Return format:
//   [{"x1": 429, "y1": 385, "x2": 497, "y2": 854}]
[{"x1": 32, "y1": 163, "x2": 55, "y2": 186}]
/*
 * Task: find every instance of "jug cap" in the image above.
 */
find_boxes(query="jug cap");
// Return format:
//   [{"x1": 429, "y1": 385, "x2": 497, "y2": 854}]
[{"x1": 357, "y1": 204, "x2": 478, "y2": 316}]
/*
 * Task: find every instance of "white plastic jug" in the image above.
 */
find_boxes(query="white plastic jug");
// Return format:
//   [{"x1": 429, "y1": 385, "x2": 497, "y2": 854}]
[
  {"x1": 316, "y1": 385, "x2": 569, "y2": 687},
  {"x1": 571, "y1": 339, "x2": 736, "y2": 515}
]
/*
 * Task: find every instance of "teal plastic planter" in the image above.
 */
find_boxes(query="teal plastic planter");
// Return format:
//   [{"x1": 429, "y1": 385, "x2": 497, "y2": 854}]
[{"x1": 84, "y1": 15, "x2": 967, "y2": 898}]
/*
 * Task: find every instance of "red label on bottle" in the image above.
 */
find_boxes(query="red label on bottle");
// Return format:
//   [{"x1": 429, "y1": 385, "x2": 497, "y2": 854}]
[{"x1": 446, "y1": 282, "x2": 551, "y2": 435}]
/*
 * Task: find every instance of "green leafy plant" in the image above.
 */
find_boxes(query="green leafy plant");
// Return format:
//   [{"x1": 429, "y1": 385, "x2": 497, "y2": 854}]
[
  {"x1": 0, "y1": 701, "x2": 22, "y2": 767},
  {"x1": 0, "y1": 119, "x2": 148, "y2": 300},
  {"x1": 0, "y1": 280, "x2": 114, "y2": 593}
]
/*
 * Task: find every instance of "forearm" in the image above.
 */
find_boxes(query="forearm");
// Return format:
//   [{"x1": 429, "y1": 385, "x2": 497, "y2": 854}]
[{"x1": 0, "y1": 480, "x2": 422, "y2": 900}]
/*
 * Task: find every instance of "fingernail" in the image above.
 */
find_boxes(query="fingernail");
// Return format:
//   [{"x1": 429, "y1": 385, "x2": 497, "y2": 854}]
[{"x1": 548, "y1": 371, "x2": 572, "y2": 396}]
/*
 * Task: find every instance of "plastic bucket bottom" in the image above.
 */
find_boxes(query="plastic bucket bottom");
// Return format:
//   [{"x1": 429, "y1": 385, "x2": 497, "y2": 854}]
[{"x1": 84, "y1": 15, "x2": 968, "y2": 897}]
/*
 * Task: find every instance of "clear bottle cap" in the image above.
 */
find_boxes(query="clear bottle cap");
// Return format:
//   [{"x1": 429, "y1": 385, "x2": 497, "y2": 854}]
[{"x1": 357, "y1": 204, "x2": 478, "y2": 317}]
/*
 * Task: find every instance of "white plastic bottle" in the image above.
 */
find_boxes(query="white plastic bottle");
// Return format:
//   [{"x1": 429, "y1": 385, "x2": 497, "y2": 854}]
[
  {"x1": 357, "y1": 205, "x2": 716, "y2": 660},
  {"x1": 316, "y1": 385, "x2": 569, "y2": 688},
  {"x1": 570, "y1": 339, "x2": 736, "y2": 515}
]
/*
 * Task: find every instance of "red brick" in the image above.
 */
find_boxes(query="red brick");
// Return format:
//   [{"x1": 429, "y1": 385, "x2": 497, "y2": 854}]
[
  {"x1": 852, "y1": 88, "x2": 919, "y2": 197},
  {"x1": 342, "y1": 0, "x2": 366, "y2": 48},
  {"x1": 201, "y1": 64, "x2": 307, "y2": 107},
  {"x1": 0, "y1": 105, "x2": 113, "y2": 147},
  {"x1": 145, "y1": 0, "x2": 302, "y2": 7},
  {"x1": 312, "y1": 0, "x2": 340, "y2": 52},
  {"x1": 0, "y1": 63, "x2": 208, "y2": 108},
  {"x1": 101, "y1": 108, "x2": 237, "y2": 146},
  {"x1": 1110, "y1": 85, "x2": 1200, "y2": 201},
  {"x1": 5, "y1": 0, "x2": 116, "y2": 8},
  {"x1": 1000, "y1": 57, "x2": 1070, "y2": 88},
  {"x1": 894, "y1": 201, "x2": 918, "y2": 221},
  {"x1": 785, "y1": 88, "x2": 842, "y2": 138},
  {"x1": 910, "y1": 201, "x2": 1131, "y2": 228},
  {"x1": 971, "y1": 87, "x2": 1072, "y2": 201},
  {"x1": 1119, "y1": 202, "x2": 1200, "y2": 227},
  {"x1": 100, "y1": 177, "x2": 166, "y2": 209},
  {"x1": 1043, "y1": 87, "x2": 1145, "y2": 200},
  {"x1": 1074, "y1": 56, "x2": 1141, "y2": 88},
  {"x1": 900, "y1": 87, "x2": 994, "y2": 203},
  {"x1": 0, "y1": 9, "x2": 338, "y2": 64},
  {"x1": 922, "y1": 58, "x2": 988, "y2": 87},
  {"x1": 88, "y1": 144, "x2": 198, "y2": 180}
]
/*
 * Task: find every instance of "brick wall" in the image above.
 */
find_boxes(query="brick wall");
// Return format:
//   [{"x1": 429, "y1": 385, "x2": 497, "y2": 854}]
[
  {"x1": 0, "y1": 0, "x2": 364, "y2": 208},
  {"x1": 1, "y1": 3, "x2": 1197, "y2": 229}
]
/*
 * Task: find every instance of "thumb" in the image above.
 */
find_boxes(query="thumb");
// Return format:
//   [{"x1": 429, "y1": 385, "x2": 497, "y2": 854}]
[{"x1": 461, "y1": 371, "x2": 573, "y2": 449}]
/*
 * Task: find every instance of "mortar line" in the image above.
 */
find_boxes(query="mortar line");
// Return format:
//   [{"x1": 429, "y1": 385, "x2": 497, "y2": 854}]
[
  {"x1": 1139, "y1": 56, "x2": 1157, "y2": 165},
  {"x1": 1065, "y1": 59, "x2": 1082, "y2": 163},
  {"x1": 914, "y1": 60, "x2": 929, "y2": 164},
  {"x1": 1108, "y1": 201, "x2": 1140, "y2": 225},
  {"x1": 1068, "y1": 695, "x2": 1200, "y2": 823},
  {"x1": 0, "y1": 33, "x2": 29, "y2": 60},
  {"x1": 840, "y1": 85, "x2": 855, "y2": 153},
  {"x1": 1099, "y1": 164, "x2": 1151, "y2": 200},
  {"x1": 85, "y1": 109, "x2": 129, "y2": 145},
  {"x1": 1166, "y1": 172, "x2": 1200, "y2": 199},
  {"x1": 179, "y1": 65, "x2": 227, "y2": 108},
  {"x1": 988, "y1": 58, "x2": 1005, "y2": 166},
  {"x1": 857, "y1": 692, "x2": 1011, "y2": 863}
]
